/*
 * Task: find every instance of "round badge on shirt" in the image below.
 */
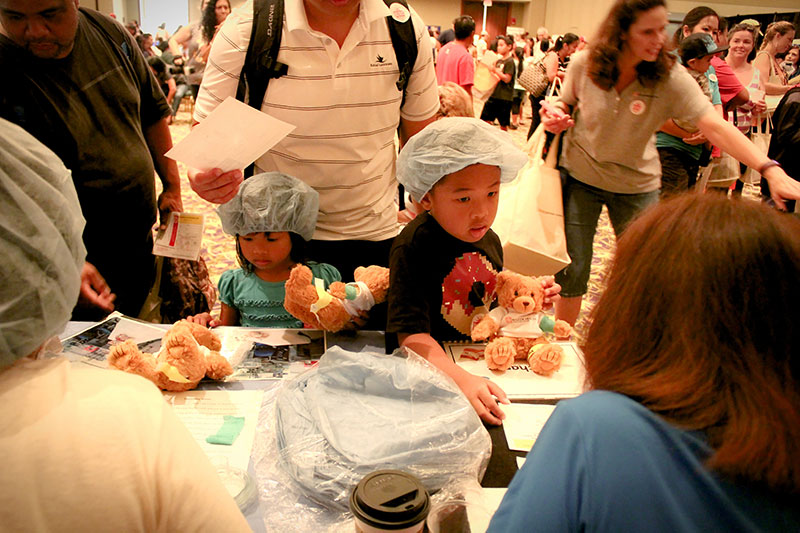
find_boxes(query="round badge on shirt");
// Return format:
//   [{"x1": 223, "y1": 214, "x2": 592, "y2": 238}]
[
  {"x1": 708, "y1": 73, "x2": 718, "y2": 82},
  {"x1": 389, "y1": 3, "x2": 411, "y2": 23},
  {"x1": 629, "y1": 100, "x2": 646, "y2": 115}
]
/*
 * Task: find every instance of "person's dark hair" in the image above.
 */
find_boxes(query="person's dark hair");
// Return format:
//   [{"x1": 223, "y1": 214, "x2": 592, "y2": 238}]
[
  {"x1": 584, "y1": 194, "x2": 800, "y2": 493},
  {"x1": 718, "y1": 16, "x2": 729, "y2": 33},
  {"x1": 539, "y1": 39, "x2": 550, "y2": 53},
  {"x1": 761, "y1": 21, "x2": 796, "y2": 51},
  {"x1": 553, "y1": 32, "x2": 580, "y2": 53},
  {"x1": 728, "y1": 23, "x2": 759, "y2": 62},
  {"x1": 147, "y1": 55, "x2": 166, "y2": 74},
  {"x1": 497, "y1": 35, "x2": 513, "y2": 47},
  {"x1": 201, "y1": 0, "x2": 230, "y2": 43},
  {"x1": 135, "y1": 33, "x2": 151, "y2": 53},
  {"x1": 588, "y1": 0, "x2": 674, "y2": 90},
  {"x1": 673, "y1": 6, "x2": 719, "y2": 46},
  {"x1": 235, "y1": 232, "x2": 308, "y2": 273},
  {"x1": 453, "y1": 15, "x2": 476, "y2": 40},
  {"x1": 514, "y1": 46, "x2": 525, "y2": 76}
]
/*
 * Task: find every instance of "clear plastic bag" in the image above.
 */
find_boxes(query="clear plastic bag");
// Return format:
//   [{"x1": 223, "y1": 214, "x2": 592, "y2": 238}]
[{"x1": 251, "y1": 345, "x2": 492, "y2": 531}]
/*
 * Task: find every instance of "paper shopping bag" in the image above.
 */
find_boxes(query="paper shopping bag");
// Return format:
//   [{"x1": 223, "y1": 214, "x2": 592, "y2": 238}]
[
  {"x1": 493, "y1": 125, "x2": 571, "y2": 276},
  {"x1": 741, "y1": 115, "x2": 772, "y2": 185}
]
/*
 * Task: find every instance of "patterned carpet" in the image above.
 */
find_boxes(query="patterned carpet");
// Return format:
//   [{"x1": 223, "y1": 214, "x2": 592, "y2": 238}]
[{"x1": 166, "y1": 98, "x2": 755, "y2": 340}]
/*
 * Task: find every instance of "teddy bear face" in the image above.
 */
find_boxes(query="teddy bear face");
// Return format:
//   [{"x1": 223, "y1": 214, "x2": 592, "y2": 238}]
[{"x1": 495, "y1": 271, "x2": 545, "y2": 314}]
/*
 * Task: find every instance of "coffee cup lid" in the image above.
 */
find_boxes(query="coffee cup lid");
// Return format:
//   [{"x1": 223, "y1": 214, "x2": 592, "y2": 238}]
[{"x1": 350, "y1": 470, "x2": 430, "y2": 529}]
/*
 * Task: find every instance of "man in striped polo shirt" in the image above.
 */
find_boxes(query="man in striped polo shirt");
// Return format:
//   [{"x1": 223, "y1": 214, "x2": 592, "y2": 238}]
[{"x1": 190, "y1": 0, "x2": 439, "y2": 279}]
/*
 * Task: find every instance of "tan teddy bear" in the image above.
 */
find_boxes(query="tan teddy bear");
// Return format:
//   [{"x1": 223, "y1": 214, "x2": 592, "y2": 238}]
[
  {"x1": 108, "y1": 320, "x2": 233, "y2": 392},
  {"x1": 283, "y1": 264, "x2": 390, "y2": 331},
  {"x1": 471, "y1": 270, "x2": 571, "y2": 375}
]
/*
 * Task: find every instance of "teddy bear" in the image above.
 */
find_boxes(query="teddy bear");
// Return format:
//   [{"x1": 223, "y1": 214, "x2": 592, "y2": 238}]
[
  {"x1": 470, "y1": 270, "x2": 572, "y2": 375},
  {"x1": 108, "y1": 320, "x2": 233, "y2": 392},
  {"x1": 283, "y1": 264, "x2": 390, "y2": 331}
]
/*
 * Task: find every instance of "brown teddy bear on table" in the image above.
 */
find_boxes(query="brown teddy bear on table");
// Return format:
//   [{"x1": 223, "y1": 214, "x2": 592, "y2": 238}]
[
  {"x1": 108, "y1": 320, "x2": 233, "y2": 392},
  {"x1": 283, "y1": 264, "x2": 390, "y2": 331},
  {"x1": 471, "y1": 270, "x2": 572, "y2": 375}
]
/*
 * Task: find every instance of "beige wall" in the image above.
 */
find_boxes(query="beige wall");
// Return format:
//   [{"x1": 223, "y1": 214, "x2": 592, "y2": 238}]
[
  {"x1": 412, "y1": 0, "x2": 798, "y2": 41},
  {"x1": 412, "y1": 0, "x2": 463, "y2": 30}
]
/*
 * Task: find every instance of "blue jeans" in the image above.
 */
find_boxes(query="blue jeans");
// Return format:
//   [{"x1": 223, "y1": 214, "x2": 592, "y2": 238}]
[
  {"x1": 555, "y1": 171, "x2": 659, "y2": 297},
  {"x1": 170, "y1": 83, "x2": 194, "y2": 116}
]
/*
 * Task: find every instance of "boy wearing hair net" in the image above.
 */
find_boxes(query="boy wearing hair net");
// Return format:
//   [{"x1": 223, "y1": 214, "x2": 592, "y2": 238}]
[
  {"x1": 387, "y1": 118, "x2": 561, "y2": 425},
  {"x1": 0, "y1": 118, "x2": 249, "y2": 531}
]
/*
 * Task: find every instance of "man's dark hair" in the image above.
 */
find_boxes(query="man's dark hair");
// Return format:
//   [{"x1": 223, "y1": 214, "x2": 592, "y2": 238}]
[{"x1": 453, "y1": 15, "x2": 476, "y2": 40}]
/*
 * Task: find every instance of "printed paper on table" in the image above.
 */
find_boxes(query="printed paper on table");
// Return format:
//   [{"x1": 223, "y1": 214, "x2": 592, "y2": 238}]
[{"x1": 444, "y1": 341, "x2": 586, "y2": 399}]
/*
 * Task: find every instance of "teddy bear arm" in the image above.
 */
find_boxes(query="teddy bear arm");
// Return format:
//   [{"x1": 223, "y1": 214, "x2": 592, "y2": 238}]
[
  {"x1": 205, "y1": 352, "x2": 234, "y2": 380},
  {"x1": 178, "y1": 320, "x2": 222, "y2": 351},
  {"x1": 553, "y1": 320, "x2": 572, "y2": 339},
  {"x1": 327, "y1": 281, "x2": 347, "y2": 300},
  {"x1": 471, "y1": 315, "x2": 499, "y2": 342}
]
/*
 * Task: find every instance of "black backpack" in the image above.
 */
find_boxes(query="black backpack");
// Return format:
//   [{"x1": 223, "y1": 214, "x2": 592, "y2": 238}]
[{"x1": 235, "y1": 0, "x2": 418, "y2": 177}]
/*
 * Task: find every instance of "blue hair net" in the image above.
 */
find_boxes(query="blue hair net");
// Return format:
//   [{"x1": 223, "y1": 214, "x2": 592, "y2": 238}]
[
  {"x1": 0, "y1": 119, "x2": 86, "y2": 368},
  {"x1": 217, "y1": 172, "x2": 319, "y2": 241},
  {"x1": 397, "y1": 117, "x2": 528, "y2": 202}
]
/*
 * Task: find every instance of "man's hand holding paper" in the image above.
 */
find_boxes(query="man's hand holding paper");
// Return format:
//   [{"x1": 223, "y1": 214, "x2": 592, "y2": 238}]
[{"x1": 166, "y1": 97, "x2": 295, "y2": 204}]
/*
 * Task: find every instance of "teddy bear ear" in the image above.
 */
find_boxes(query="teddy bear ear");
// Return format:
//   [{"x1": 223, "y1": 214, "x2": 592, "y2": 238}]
[{"x1": 496, "y1": 270, "x2": 513, "y2": 289}]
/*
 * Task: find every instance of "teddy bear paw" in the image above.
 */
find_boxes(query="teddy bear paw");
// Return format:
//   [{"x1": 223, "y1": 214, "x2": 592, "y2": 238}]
[
  {"x1": 528, "y1": 344, "x2": 564, "y2": 377},
  {"x1": 485, "y1": 338, "x2": 516, "y2": 371}
]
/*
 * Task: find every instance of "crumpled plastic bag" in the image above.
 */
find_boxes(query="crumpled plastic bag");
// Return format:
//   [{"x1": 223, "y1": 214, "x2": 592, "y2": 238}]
[{"x1": 252, "y1": 345, "x2": 491, "y2": 530}]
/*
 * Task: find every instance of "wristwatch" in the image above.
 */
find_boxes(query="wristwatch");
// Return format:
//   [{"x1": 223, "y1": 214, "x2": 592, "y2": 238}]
[{"x1": 759, "y1": 160, "x2": 781, "y2": 175}]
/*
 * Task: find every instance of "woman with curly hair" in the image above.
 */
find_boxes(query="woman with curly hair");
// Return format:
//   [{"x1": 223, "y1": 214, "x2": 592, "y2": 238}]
[
  {"x1": 168, "y1": 0, "x2": 231, "y2": 103},
  {"x1": 540, "y1": 0, "x2": 800, "y2": 326},
  {"x1": 489, "y1": 193, "x2": 800, "y2": 531},
  {"x1": 200, "y1": 0, "x2": 232, "y2": 46}
]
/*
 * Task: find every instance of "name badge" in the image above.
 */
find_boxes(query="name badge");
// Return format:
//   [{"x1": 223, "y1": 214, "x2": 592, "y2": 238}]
[{"x1": 629, "y1": 99, "x2": 646, "y2": 115}]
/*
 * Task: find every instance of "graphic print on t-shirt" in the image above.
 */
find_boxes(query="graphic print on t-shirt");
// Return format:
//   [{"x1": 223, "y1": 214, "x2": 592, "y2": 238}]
[{"x1": 441, "y1": 252, "x2": 499, "y2": 335}]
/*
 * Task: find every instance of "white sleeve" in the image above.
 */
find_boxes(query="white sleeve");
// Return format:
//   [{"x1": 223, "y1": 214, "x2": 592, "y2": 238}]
[
  {"x1": 193, "y1": 1, "x2": 254, "y2": 122},
  {"x1": 401, "y1": 7, "x2": 439, "y2": 122}
]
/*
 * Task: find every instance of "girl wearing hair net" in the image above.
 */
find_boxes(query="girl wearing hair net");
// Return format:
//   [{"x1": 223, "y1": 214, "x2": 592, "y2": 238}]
[
  {"x1": 188, "y1": 172, "x2": 341, "y2": 327},
  {"x1": 0, "y1": 118, "x2": 249, "y2": 530}
]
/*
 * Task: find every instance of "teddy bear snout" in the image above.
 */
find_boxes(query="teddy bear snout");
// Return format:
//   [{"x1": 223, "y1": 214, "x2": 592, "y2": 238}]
[{"x1": 514, "y1": 296, "x2": 535, "y2": 313}]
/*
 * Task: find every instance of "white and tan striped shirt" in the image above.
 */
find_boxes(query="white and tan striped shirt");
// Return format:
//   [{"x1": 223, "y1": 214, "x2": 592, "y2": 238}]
[{"x1": 195, "y1": 0, "x2": 438, "y2": 241}]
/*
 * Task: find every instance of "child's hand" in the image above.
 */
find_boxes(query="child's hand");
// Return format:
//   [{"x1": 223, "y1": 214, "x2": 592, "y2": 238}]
[
  {"x1": 682, "y1": 131, "x2": 708, "y2": 145},
  {"x1": 186, "y1": 312, "x2": 219, "y2": 328},
  {"x1": 454, "y1": 372, "x2": 509, "y2": 426},
  {"x1": 540, "y1": 275, "x2": 562, "y2": 309}
]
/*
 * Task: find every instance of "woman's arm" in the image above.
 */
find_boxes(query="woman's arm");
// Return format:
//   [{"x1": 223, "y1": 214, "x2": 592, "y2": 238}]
[
  {"x1": 753, "y1": 53, "x2": 790, "y2": 95},
  {"x1": 165, "y1": 78, "x2": 177, "y2": 106},
  {"x1": 543, "y1": 52, "x2": 559, "y2": 82},
  {"x1": 168, "y1": 25, "x2": 192, "y2": 55},
  {"x1": 696, "y1": 109, "x2": 800, "y2": 208}
]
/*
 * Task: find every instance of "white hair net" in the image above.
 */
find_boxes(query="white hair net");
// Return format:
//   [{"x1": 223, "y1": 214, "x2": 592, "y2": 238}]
[
  {"x1": 217, "y1": 172, "x2": 319, "y2": 241},
  {"x1": 0, "y1": 119, "x2": 86, "y2": 368},
  {"x1": 397, "y1": 117, "x2": 528, "y2": 202}
]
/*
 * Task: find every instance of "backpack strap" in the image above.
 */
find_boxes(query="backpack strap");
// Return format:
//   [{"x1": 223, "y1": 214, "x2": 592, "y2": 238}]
[
  {"x1": 383, "y1": 0, "x2": 418, "y2": 104},
  {"x1": 236, "y1": 0, "x2": 287, "y2": 110},
  {"x1": 237, "y1": 0, "x2": 287, "y2": 177}
]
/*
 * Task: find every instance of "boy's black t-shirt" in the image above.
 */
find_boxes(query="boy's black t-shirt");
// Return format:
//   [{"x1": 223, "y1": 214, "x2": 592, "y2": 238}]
[
  {"x1": 490, "y1": 55, "x2": 516, "y2": 101},
  {"x1": 386, "y1": 212, "x2": 503, "y2": 350}
]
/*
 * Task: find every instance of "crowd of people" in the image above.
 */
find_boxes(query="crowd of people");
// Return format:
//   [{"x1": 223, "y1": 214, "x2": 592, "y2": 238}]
[{"x1": 0, "y1": 0, "x2": 799, "y2": 529}]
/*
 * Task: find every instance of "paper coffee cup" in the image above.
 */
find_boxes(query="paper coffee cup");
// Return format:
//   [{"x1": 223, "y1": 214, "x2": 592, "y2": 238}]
[{"x1": 350, "y1": 470, "x2": 430, "y2": 533}]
